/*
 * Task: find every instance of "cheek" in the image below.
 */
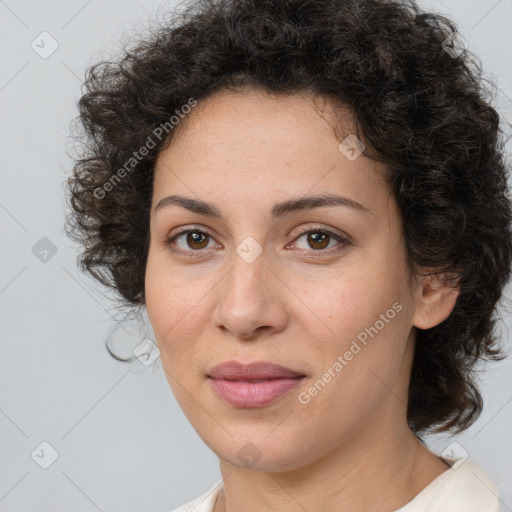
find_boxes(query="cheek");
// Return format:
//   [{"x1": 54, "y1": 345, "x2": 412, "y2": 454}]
[
  {"x1": 304, "y1": 267, "x2": 405, "y2": 346},
  {"x1": 145, "y1": 248, "x2": 201, "y2": 333},
  {"x1": 298, "y1": 269, "x2": 411, "y2": 400},
  {"x1": 144, "y1": 255, "x2": 203, "y2": 402},
  {"x1": 144, "y1": 247, "x2": 218, "y2": 376}
]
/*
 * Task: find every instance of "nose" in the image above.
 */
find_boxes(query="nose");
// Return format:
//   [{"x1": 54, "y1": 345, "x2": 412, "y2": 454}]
[{"x1": 211, "y1": 245, "x2": 288, "y2": 340}]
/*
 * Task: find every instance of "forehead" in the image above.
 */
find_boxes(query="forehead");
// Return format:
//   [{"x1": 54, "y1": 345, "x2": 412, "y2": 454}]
[
  {"x1": 152, "y1": 89, "x2": 390, "y2": 221},
  {"x1": 159, "y1": 88, "x2": 356, "y2": 157}
]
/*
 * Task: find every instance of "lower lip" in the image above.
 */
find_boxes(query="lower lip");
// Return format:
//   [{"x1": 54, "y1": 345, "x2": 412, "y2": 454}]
[{"x1": 208, "y1": 377, "x2": 305, "y2": 407}]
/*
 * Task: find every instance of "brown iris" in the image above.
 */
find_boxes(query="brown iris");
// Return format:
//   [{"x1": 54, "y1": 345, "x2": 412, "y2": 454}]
[
  {"x1": 305, "y1": 232, "x2": 330, "y2": 250},
  {"x1": 187, "y1": 232, "x2": 209, "y2": 250}
]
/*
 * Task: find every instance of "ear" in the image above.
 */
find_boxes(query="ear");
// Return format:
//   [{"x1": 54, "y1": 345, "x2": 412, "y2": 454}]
[{"x1": 412, "y1": 272, "x2": 460, "y2": 330}]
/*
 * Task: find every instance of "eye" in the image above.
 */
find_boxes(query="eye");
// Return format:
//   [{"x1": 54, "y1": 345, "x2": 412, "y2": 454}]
[
  {"x1": 166, "y1": 228, "x2": 217, "y2": 254},
  {"x1": 165, "y1": 226, "x2": 350, "y2": 257},
  {"x1": 288, "y1": 227, "x2": 349, "y2": 254}
]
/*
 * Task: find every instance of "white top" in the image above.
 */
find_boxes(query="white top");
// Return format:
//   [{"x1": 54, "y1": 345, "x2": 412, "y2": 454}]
[{"x1": 169, "y1": 458, "x2": 501, "y2": 512}]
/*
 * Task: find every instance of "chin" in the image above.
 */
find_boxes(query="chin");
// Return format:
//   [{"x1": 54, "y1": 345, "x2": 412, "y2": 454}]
[{"x1": 201, "y1": 429, "x2": 323, "y2": 473}]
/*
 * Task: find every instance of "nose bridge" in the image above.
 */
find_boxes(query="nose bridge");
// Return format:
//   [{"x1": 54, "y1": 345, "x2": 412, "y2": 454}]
[
  {"x1": 212, "y1": 240, "x2": 285, "y2": 337},
  {"x1": 224, "y1": 242, "x2": 269, "y2": 307}
]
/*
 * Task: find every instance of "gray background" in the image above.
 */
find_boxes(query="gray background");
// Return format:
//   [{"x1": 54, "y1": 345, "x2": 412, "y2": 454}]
[{"x1": 1, "y1": 0, "x2": 511, "y2": 510}]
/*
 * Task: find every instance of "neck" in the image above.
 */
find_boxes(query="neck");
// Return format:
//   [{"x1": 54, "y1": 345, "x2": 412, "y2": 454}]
[{"x1": 214, "y1": 424, "x2": 448, "y2": 512}]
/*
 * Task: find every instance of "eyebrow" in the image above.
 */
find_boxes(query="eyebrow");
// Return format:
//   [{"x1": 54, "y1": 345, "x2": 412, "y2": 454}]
[{"x1": 154, "y1": 193, "x2": 370, "y2": 220}]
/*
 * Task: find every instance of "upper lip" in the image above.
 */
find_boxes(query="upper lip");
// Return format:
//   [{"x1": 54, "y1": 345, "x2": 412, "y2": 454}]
[{"x1": 208, "y1": 360, "x2": 305, "y2": 380}]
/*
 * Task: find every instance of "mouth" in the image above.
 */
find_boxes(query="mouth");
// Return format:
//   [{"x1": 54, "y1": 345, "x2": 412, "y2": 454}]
[
  {"x1": 207, "y1": 360, "x2": 306, "y2": 408},
  {"x1": 222, "y1": 378, "x2": 282, "y2": 383},
  {"x1": 207, "y1": 360, "x2": 305, "y2": 380}
]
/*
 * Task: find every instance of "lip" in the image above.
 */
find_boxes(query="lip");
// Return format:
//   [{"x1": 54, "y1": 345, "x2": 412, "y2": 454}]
[
  {"x1": 207, "y1": 360, "x2": 306, "y2": 408},
  {"x1": 208, "y1": 360, "x2": 305, "y2": 380}
]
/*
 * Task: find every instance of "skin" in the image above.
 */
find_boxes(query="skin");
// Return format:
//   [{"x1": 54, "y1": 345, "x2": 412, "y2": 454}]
[{"x1": 144, "y1": 87, "x2": 459, "y2": 512}]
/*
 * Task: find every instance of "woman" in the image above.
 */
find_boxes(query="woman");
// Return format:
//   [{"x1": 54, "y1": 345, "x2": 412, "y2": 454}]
[{"x1": 65, "y1": 0, "x2": 511, "y2": 510}]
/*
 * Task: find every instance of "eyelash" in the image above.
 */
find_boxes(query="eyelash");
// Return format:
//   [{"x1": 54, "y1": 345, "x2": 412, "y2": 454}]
[{"x1": 164, "y1": 225, "x2": 350, "y2": 257}]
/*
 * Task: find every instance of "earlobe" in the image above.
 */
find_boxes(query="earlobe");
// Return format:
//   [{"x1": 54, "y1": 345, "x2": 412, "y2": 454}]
[{"x1": 412, "y1": 273, "x2": 460, "y2": 330}]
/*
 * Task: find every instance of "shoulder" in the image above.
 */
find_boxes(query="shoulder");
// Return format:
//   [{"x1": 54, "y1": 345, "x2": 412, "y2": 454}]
[
  {"x1": 397, "y1": 457, "x2": 501, "y2": 512},
  {"x1": 168, "y1": 459, "x2": 501, "y2": 512},
  {"x1": 169, "y1": 479, "x2": 223, "y2": 512}
]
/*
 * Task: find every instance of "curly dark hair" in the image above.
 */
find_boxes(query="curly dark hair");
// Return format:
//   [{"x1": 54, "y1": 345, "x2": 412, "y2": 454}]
[{"x1": 65, "y1": 0, "x2": 512, "y2": 437}]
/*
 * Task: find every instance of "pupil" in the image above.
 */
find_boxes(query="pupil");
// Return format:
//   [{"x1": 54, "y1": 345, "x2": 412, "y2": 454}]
[
  {"x1": 309, "y1": 232, "x2": 328, "y2": 249},
  {"x1": 188, "y1": 232, "x2": 207, "y2": 249}
]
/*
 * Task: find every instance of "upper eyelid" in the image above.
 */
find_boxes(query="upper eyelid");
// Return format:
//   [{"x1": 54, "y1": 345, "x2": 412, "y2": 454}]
[
  {"x1": 293, "y1": 225, "x2": 347, "y2": 239},
  {"x1": 168, "y1": 224, "x2": 347, "y2": 241}
]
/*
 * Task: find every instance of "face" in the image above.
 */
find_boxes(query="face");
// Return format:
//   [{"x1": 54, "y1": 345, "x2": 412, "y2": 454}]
[{"x1": 145, "y1": 88, "x2": 420, "y2": 472}]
